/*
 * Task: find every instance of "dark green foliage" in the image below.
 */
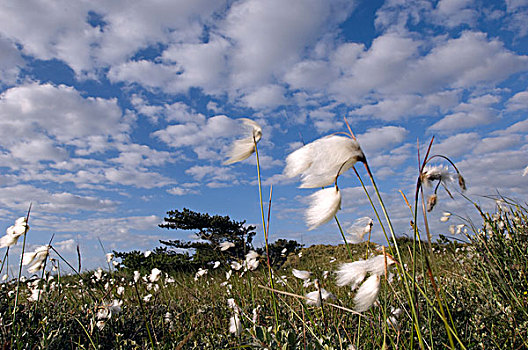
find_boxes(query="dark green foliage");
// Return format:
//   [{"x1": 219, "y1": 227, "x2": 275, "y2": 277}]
[
  {"x1": 159, "y1": 208, "x2": 256, "y2": 264},
  {"x1": 115, "y1": 208, "x2": 257, "y2": 272},
  {"x1": 258, "y1": 239, "x2": 303, "y2": 268},
  {"x1": 114, "y1": 246, "x2": 194, "y2": 273}
]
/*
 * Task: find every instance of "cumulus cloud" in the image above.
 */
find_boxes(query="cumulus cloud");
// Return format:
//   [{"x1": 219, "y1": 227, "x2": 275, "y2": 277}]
[
  {"x1": 357, "y1": 126, "x2": 409, "y2": 154},
  {"x1": 431, "y1": 0, "x2": 479, "y2": 28},
  {"x1": 431, "y1": 132, "x2": 480, "y2": 158},
  {"x1": 0, "y1": 83, "x2": 124, "y2": 145},
  {"x1": 429, "y1": 94, "x2": 500, "y2": 131},
  {"x1": 241, "y1": 85, "x2": 288, "y2": 110},
  {"x1": 221, "y1": 0, "x2": 355, "y2": 90},
  {"x1": 351, "y1": 91, "x2": 460, "y2": 121},
  {"x1": 0, "y1": 36, "x2": 23, "y2": 84},
  {"x1": 506, "y1": 91, "x2": 528, "y2": 111},
  {"x1": 0, "y1": 0, "x2": 225, "y2": 76},
  {"x1": 0, "y1": 185, "x2": 117, "y2": 213}
]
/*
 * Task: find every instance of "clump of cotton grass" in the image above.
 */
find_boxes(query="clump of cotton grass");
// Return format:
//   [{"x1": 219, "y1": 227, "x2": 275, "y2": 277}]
[
  {"x1": 336, "y1": 254, "x2": 396, "y2": 312},
  {"x1": 353, "y1": 274, "x2": 381, "y2": 312},
  {"x1": 440, "y1": 212, "x2": 452, "y2": 222},
  {"x1": 420, "y1": 163, "x2": 467, "y2": 212},
  {"x1": 244, "y1": 250, "x2": 260, "y2": 271},
  {"x1": 22, "y1": 245, "x2": 50, "y2": 273},
  {"x1": 336, "y1": 254, "x2": 395, "y2": 290},
  {"x1": 346, "y1": 217, "x2": 373, "y2": 243},
  {"x1": 387, "y1": 307, "x2": 403, "y2": 331},
  {"x1": 284, "y1": 132, "x2": 366, "y2": 230},
  {"x1": 223, "y1": 118, "x2": 262, "y2": 165},
  {"x1": 0, "y1": 217, "x2": 29, "y2": 248},
  {"x1": 105, "y1": 253, "x2": 114, "y2": 263},
  {"x1": 219, "y1": 241, "x2": 235, "y2": 251},
  {"x1": 292, "y1": 269, "x2": 311, "y2": 281},
  {"x1": 284, "y1": 135, "x2": 365, "y2": 188},
  {"x1": 194, "y1": 267, "x2": 208, "y2": 280},
  {"x1": 227, "y1": 298, "x2": 242, "y2": 336},
  {"x1": 306, "y1": 185, "x2": 342, "y2": 230},
  {"x1": 95, "y1": 299, "x2": 123, "y2": 330},
  {"x1": 149, "y1": 268, "x2": 162, "y2": 283},
  {"x1": 305, "y1": 280, "x2": 336, "y2": 307},
  {"x1": 231, "y1": 261, "x2": 243, "y2": 271}
]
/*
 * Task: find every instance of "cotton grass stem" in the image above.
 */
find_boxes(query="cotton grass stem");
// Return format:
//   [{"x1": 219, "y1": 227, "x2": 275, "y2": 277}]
[
  {"x1": 334, "y1": 216, "x2": 353, "y2": 260},
  {"x1": 253, "y1": 138, "x2": 279, "y2": 331},
  {"x1": 362, "y1": 161, "x2": 425, "y2": 350},
  {"x1": 416, "y1": 138, "x2": 458, "y2": 349},
  {"x1": 133, "y1": 280, "x2": 156, "y2": 349},
  {"x1": 12, "y1": 203, "x2": 32, "y2": 338}
]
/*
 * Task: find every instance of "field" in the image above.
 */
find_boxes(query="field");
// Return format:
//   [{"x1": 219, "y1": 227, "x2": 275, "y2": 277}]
[{"x1": 0, "y1": 200, "x2": 527, "y2": 349}]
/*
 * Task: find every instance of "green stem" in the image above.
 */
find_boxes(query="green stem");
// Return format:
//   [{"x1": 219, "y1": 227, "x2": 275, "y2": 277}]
[
  {"x1": 12, "y1": 204, "x2": 32, "y2": 340},
  {"x1": 253, "y1": 139, "x2": 279, "y2": 330},
  {"x1": 0, "y1": 247, "x2": 9, "y2": 277},
  {"x1": 133, "y1": 281, "x2": 156, "y2": 349},
  {"x1": 334, "y1": 216, "x2": 353, "y2": 260},
  {"x1": 363, "y1": 161, "x2": 425, "y2": 350}
]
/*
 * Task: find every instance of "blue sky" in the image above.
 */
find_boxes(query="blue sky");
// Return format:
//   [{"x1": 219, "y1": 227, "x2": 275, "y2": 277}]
[{"x1": 0, "y1": 0, "x2": 527, "y2": 272}]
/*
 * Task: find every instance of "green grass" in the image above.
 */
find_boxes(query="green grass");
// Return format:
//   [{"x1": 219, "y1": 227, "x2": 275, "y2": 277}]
[{"x1": 1, "y1": 203, "x2": 527, "y2": 349}]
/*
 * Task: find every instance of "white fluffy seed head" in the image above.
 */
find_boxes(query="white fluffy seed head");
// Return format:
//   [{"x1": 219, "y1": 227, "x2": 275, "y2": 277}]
[
  {"x1": 284, "y1": 135, "x2": 364, "y2": 188},
  {"x1": 346, "y1": 217, "x2": 374, "y2": 243},
  {"x1": 229, "y1": 314, "x2": 242, "y2": 336},
  {"x1": 223, "y1": 118, "x2": 262, "y2": 165},
  {"x1": 421, "y1": 165, "x2": 454, "y2": 188},
  {"x1": 305, "y1": 187, "x2": 342, "y2": 230},
  {"x1": 220, "y1": 241, "x2": 235, "y2": 251},
  {"x1": 336, "y1": 254, "x2": 395, "y2": 290},
  {"x1": 0, "y1": 234, "x2": 19, "y2": 248},
  {"x1": 335, "y1": 261, "x2": 368, "y2": 290},
  {"x1": 149, "y1": 268, "x2": 162, "y2": 283},
  {"x1": 292, "y1": 269, "x2": 311, "y2": 281},
  {"x1": 366, "y1": 254, "x2": 396, "y2": 276},
  {"x1": 305, "y1": 288, "x2": 335, "y2": 307},
  {"x1": 353, "y1": 274, "x2": 380, "y2": 312}
]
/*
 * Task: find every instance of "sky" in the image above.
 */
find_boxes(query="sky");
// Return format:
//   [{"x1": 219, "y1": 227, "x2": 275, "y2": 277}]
[{"x1": 0, "y1": 0, "x2": 527, "y2": 273}]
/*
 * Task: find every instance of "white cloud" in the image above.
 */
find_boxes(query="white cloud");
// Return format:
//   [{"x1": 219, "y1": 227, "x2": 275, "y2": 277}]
[
  {"x1": 0, "y1": 0, "x2": 225, "y2": 76},
  {"x1": 54, "y1": 239, "x2": 77, "y2": 253},
  {"x1": 431, "y1": 132, "x2": 480, "y2": 158},
  {"x1": 185, "y1": 165, "x2": 238, "y2": 185},
  {"x1": 167, "y1": 184, "x2": 200, "y2": 196},
  {"x1": 357, "y1": 126, "x2": 409, "y2": 154},
  {"x1": 0, "y1": 36, "x2": 23, "y2": 84},
  {"x1": 0, "y1": 185, "x2": 117, "y2": 213},
  {"x1": 331, "y1": 33, "x2": 421, "y2": 100},
  {"x1": 0, "y1": 1, "x2": 98, "y2": 76},
  {"x1": 160, "y1": 34, "x2": 230, "y2": 94},
  {"x1": 506, "y1": 91, "x2": 528, "y2": 111},
  {"x1": 429, "y1": 94, "x2": 500, "y2": 131},
  {"x1": 104, "y1": 167, "x2": 174, "y2": 189},
  {"x1": 108, "y1": 60, "x2": 180, "y2": 89},
  {"x1": 432, "y1": 0, "x2": 479, "y2": 28},
  {"x1": 241, "y1": 85, "x2": 287, "y2": 110},
  {"x1": 284, "y1": 60, "x2": 337, "y2": 90},
  {"x1": 330, "y1": 31, "x2": 528, "y2": 105},
  {"x1": 476, "y1": 135, "x2": 524, "y2": 154},
  {"x1": 351, "y1": 91, "x2": 460, "y2": 121},
  {"x1": 153, "y1": 115, "x2": 238, "y2": 148},
  {"x1": 221, "y1": 0, "x2": 355, "y2": 89},
  {"x1": 0, "y1": 83, "x2": 124, "y2": 146},
  {"x1": 399, "y1": 32, "x2": 528, "y2": 93}
]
